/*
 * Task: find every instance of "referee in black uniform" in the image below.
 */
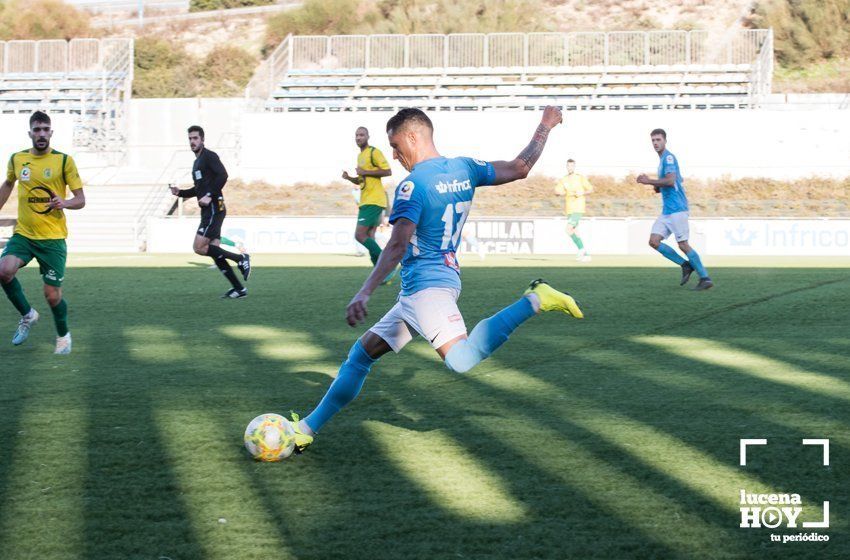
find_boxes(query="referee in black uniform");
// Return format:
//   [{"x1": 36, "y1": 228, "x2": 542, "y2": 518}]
[{"x1": 170, "y1": 125, "x2": 251, "y2": 298}]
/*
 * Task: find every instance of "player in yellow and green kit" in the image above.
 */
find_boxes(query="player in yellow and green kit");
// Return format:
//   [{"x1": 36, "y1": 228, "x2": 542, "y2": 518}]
[
  {"x1": 0, "y1": 111, "x2": 85, "y2": 354},
  {"x1": 342, "y1": 127, "x2": 393, "y2": 276},
  {"x1": 555, "y1": 158, "x2": 593, "y2": 262}
]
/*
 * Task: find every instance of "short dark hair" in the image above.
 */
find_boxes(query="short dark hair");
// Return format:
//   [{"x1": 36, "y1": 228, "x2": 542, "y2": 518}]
[
  {"x1": 29, "y1": 111, "x2": 50, "y2": 128},
  {"x1": 386, "y1": 108, "x2": 433, "y2": 135},
  {"x1": 650, "y1": 128, "x2": 667, "y2": 139},
  {"x1": 187, "y1": 125, "x2": 205, "y2": 139},
  {"x1": 356, "y1": 126, "x2": 369, "y2": 134},
  {"x1": 567, "y1": 158, "x2": 576, "y2": 163}
]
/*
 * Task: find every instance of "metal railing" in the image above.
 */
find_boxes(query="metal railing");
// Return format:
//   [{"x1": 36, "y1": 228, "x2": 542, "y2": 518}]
[
  {"x1": 77, "y1": 38, "x2": 134, "y2": 149},
  {"x1": 246, "y1": 33, "x2": 292, "y2": 99},
  {"x1": 249, "y1": 29, "x2": 772, "y2": 100},
  {"x1": 133, "y1": 149, "x2": 191, "y2": 247},
  {"x1": 0, "y1": 38, "x2": 134, "y2": 153},
  {"x1": 266, "y1": 96, "x2": 756, "y2": 112},
  {"x1": 284, "y1": 29, "x2": 769, "y2": 71},
  {"x1": 0, "y1": 38, "x2": 133, "y2": 75},
  {"x1": 748, "y1": 28, "x2": 774, "y2": 103}
]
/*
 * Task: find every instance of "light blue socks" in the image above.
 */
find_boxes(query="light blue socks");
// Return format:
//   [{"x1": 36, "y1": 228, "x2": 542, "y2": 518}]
[
  {"x1": 304, "y1": 340, "x2": 376, "y2": 433},
  {"x1": 304, "y1": 296, "x2": 540, "y2": 432},
  {"x1": 444, "y1": 296, "x2": 537, "y2": 373},
  {"x1": 686, "y1": 249, "x2": 709, "y2": 279},
  {"x1": 655, "y1": 243, "x2": 686, "y2": 265}
]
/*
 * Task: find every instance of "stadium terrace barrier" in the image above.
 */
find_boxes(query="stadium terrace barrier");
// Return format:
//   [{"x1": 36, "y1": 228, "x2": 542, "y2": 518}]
[
  {"x1": 0, "y1": 38, "x2": 134, "y2": 152},
  {"x1": 284, "y1": 30, "x2": 769, "y2": 70},
  {"x1": 248, "y1": 30, "x2": 773, "y2": 110},
  {"x1": 0, "y1": 38, "x2": 132, "y2": 74},
  {"x1": 146, "y1": 217, "x2": 850, "y2": 257}
]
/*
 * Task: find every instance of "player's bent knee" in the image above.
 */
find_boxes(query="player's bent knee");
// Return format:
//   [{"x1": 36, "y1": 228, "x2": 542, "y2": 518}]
[
  {"x1": 43, "y1": 287, "x2": 61, "y2": 306},
  {"x1": 359, "y1": 331, "x2": 393, "y2": 359},
  {"x1": 0, "y1": 259, "x2": 17, "y2": 283}
]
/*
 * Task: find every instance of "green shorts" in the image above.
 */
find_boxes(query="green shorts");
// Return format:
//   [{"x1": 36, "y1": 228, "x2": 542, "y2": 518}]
[
  {"x1": 357, "y1": 204, "x2": 385, "y2": 228},
  {"x1": 567, "y1": 213, "x2": 583, "y2": 227},
  {"x1": 1, "y1": 233, "x2": 67, "y2": 287}
]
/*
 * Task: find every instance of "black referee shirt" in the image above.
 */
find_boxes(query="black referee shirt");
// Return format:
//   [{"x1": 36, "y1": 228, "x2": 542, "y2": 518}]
[{"x1": 178, "y1": 148, "x2": 229, "y2": 207}]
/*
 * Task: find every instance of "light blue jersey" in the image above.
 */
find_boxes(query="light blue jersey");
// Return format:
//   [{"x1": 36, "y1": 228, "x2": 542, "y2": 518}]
[
  {"x1": 657, "y1": 149, "x2": 688, "y2": 215},
  {"x1": 389, "y1": 156, "x2": 496, "y2": 296}
]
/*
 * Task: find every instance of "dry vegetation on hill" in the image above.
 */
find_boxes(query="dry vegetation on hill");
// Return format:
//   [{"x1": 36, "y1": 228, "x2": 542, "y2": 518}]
[
  {"x1": 260, "y1": 0, "x2": 850, "y2": 93},
  {"x1": 0, "y1": 0, "x2": 846, "y2": 94},
  {"x1": 172, "y1": 175, "x2": 850, "y2": 218},
  {"x1": 2, "y1": 174, "x2": 845, "y2": 219},
  {"x1": 262, "y1": 0, "x2": 753, "y2": 54},
  {"x1": 0, "y1": 0, "x2": 92, "y2": 39}
]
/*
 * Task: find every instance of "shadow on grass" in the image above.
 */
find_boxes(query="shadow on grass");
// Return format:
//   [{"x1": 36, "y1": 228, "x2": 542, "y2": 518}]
[{"x1": 1, "y1": 265, "x2": 847, "y2": 559}]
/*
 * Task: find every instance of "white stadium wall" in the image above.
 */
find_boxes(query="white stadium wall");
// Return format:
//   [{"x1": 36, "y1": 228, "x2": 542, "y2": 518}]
[
  {"x1": 147, "y1": 216, "x2": 850, "y2": 257},
  {"x1": 235, "y1": 108, "x2": 850, "y2": 182},
  {"x1": 0, "y1": 114, "x2": 75, "y2": 160},
  {"x1": 123, "y1": 98, "x2": 248, "y2": 182},
  {"x1": 117, "y1": 99, "x2": 850, "y2": 187}
]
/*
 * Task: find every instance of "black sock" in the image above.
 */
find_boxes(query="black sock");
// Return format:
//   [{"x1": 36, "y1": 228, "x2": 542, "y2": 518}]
[
  {"x1": 208, "y1": 244, "x2": 243, "y2": 263},
  {"x1": 213, "y1": 256, "x2": 243, "y2": 290}
]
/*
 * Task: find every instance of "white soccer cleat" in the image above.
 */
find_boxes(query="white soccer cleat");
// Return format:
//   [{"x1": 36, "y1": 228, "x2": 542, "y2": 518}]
[
  {"x1": 579, "y1": 254, "x2": 592, "y2": 263},
  {"x1": 54, "y1": 332, "x2": 72, "y2": 355},
  {"x1": 575, "y1": 249, "x2": 587, "y2": 261},
  {"x1": 12, "y1": 309, "x2": 39, "y2": 346}
]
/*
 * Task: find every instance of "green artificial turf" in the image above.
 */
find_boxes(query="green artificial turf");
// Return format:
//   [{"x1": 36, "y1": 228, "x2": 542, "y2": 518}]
[{"x1": 0, "y1": 256, "x2": 847, "y2": 559}]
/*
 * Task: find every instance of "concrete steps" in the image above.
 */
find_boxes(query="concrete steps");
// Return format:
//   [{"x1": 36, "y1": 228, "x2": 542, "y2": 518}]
[{"x1": 65, "y1": 184, "x2": 172, "y2": 252}]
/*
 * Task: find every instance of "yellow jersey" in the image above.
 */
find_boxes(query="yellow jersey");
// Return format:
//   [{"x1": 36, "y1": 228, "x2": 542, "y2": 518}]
[
  {"x1": 555, "y1": 173, "x2": 593, "y2": 214},
  {"x1": 6, "y1": 149, "x2": 83, "y2": 240},
  {"x1": 357, "y1": 146, "x2": 390, "y2": 208}
]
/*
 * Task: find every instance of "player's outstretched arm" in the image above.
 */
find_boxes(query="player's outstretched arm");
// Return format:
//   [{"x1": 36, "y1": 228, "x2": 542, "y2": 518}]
[
  {"x1": 0, "y1": 179, "x2": 13, "y2": 212},
  {"x1": 346, "y1": 218, "x2": 416, "y2": 326},
  {"x1": 489, "y1": 106, "x2": 563, "y2": 186}
]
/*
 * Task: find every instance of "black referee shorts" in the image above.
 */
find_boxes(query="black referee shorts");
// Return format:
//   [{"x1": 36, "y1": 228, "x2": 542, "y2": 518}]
[{"x1": 197, "y1": 206, "x2": 226, "y2": 240}]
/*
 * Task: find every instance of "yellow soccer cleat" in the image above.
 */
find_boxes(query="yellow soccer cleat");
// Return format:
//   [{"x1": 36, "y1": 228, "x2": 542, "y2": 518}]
[
  {"x1": 524, "y1": 278, "x2": 584, "y2": 319},
  {"x1": 288, "y1": 412, "x2": 314, "y2": 453}
]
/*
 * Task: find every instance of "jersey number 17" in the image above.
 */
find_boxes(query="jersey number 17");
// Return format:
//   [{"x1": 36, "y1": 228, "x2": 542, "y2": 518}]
[{"x1": 440, "y1": 201, "x2": 472, "y2": 250}]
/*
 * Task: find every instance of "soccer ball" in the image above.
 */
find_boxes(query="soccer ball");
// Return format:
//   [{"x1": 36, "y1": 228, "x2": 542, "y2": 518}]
[{"x1": 243, "y1": 413, "x2": 296, "y2": 461}]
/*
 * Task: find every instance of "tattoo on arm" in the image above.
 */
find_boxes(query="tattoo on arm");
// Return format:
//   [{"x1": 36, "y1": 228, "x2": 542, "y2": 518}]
[{"x1": 518, "y1": 124, "x2": 551, "y2": 170}]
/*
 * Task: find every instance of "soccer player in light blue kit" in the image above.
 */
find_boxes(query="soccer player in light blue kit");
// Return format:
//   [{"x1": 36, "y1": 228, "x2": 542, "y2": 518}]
[
  {"x1": 637, "y1": 128, "x2": 713, "y2": 291},
  {"x1": 286, "y1": 107, "x2": 584, "y2": 451}
]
